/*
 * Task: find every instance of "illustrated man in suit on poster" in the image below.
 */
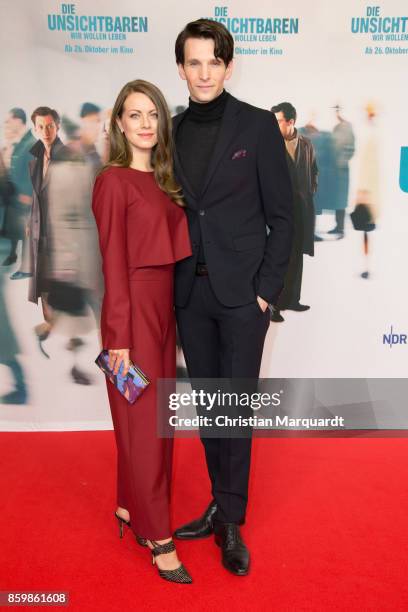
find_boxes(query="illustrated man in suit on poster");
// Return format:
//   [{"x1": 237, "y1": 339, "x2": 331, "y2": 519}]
[
  {"x1": 172, "y1": 19, "x2": 294, "y2": 576},
  {"x1": 28, "y1": 107, "x2": 66, "y2": 355},
  {"x1": 271, "y1": 102, "x2": 317, "y2": 322}
]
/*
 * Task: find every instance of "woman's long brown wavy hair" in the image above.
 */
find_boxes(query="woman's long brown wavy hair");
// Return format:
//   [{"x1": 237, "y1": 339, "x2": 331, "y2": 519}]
[{"x1": 102, "y1": 79, "x2": 184, "y2": 207}]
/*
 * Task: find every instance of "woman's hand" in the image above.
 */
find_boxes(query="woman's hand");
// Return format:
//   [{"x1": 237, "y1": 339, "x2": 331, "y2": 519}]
[{"x1": 108, "y1": 348, "x2": 130, "y2": 377}]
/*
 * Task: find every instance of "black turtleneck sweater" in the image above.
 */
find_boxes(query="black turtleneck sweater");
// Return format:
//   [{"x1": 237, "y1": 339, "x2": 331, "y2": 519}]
[{"x1": 176, "y1": 89, "x2": 229, "y2": 263}]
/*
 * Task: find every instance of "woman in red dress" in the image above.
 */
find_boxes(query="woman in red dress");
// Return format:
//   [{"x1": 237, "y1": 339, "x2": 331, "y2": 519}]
[{"x1": 92, "y1": 80, "x2": 192, "y2": 583}]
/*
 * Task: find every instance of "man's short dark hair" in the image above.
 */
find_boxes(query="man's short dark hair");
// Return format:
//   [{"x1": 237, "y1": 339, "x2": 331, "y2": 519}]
[
  {"x1": 31, "y1": 106, "x2": 60, "y2": 126},
  {"x1": 175, "y1": 19, "x2": 234, "y2": 66},
  {"x1": 80, "y1": 102, "x2": 101, "y2": 118},
  {"x1": 9, "y1": 107, "x2": 26, "y2": 124},
  {"x1": 271, "y1": 102, "x2": 297, "y2": 123}
]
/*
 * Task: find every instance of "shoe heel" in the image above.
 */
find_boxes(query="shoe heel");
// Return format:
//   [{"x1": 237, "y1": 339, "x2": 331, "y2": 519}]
[
  {"x1": 136, "y1": 535, "x2": 148, "y2": 547},
  {"x1": 115, "y1": 513, "x2": 124, "y2": 538},
  {"x1": 114, "y1": 511, "x2": 131, "y2": 539},
  {"x1": 114, "y1": 513, "x2": 147, "y2": 546}
]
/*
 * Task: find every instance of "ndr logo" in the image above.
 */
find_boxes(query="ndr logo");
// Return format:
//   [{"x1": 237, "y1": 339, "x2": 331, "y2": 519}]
[{"x1": 383, "y1": 326, "x2": 407, "y2": 348}]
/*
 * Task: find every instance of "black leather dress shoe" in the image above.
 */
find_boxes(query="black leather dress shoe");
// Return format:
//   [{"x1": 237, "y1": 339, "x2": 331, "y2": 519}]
[
  {"x1": 284, "y1": 303, "x2": 310, "y2": 312},
  {"x1": 70, "y1": 366, "x2": 92, "y2": 386},
  {"x1": 10, "y1": 271, "x2": 33, "y2": 280},
  {"x1": 214, "y1": 523, "x2": 250, "y2": 576},
  {"x1": 174, "y1": 499, "x2": 217, "y2": 540},
  {"x1": 327, "y1": 226, "x2": 342, "y2": 234},
  {"x1": 270, "y1": 306, "x2": 284, "y2": 322}
]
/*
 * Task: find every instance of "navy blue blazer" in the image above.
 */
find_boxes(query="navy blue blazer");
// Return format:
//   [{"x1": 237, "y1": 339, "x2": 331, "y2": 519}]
[{"x1": 173, "y1": 94, "x2": 294, "y2": 307}]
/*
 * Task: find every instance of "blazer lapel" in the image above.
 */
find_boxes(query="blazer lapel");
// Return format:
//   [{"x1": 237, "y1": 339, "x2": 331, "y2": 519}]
[
  {"x1": 173, "y1": 112, "x2": 198, "y2": 206},
  {"x1": 30, "y1": 158, "x2": 43, "y2": 196},
  {"x1": 199, "y1": 95, "x2": 241, "y2": 200},
  {"x1": 29, "y1": 140, "x2": 44, "y2": 196},
  {"x1": 294, "y1": 132, "x2": 302, "y2": 167}
]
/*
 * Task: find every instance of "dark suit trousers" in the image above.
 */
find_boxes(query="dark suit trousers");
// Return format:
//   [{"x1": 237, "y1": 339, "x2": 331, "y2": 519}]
[
  {"x1": 176, "y1": 275, "x2": 270, "y2": 524},
  {"x1": 277, "y1": 245, "x2": 303, "y2": 309},
  {"x1": 335, "y1": 209, "x2": 346, "y2": 231}
]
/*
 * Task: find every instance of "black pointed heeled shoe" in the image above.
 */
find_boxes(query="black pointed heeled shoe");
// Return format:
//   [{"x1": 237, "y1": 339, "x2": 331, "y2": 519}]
[
  {"x1": 114, "y1": 511, "x2": 147, "y2": 547},
  {"x1": 149, "y1": 539, "x2": 192, "y2": 584}
]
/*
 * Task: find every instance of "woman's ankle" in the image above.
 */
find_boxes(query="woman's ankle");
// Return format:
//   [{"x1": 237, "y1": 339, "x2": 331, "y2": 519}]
[
  {"x1": 154, "y1": 537, "x2": 173, "y2": 545},
  {"x1": 116, "y1": 506, "x2": 130, "y2": 521}
]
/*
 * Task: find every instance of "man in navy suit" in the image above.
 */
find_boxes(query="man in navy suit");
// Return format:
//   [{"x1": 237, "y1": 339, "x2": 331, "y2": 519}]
[{"x1": 173, "y1": 19, "x2": 293, "y2": 575}]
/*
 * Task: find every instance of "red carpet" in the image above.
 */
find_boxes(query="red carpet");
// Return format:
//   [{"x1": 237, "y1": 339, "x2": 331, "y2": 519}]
[{"x1": 1, "y1": 432, "x2": 408, "y2": 611}]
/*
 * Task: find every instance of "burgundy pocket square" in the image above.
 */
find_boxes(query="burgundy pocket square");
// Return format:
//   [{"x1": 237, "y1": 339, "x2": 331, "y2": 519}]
[{"x1": 231, "y1": 149, "x2": 247, "y2": 160}]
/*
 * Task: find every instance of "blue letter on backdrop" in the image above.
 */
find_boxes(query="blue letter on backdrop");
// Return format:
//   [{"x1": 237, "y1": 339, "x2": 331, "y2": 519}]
[{"x1": 400, "y1": 147, "x2": 408, "y2": 193}]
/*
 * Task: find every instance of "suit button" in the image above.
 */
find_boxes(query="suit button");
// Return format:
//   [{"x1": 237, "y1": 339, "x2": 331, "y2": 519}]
[{"x1": 199, "y1": 210, "x2": 205, "y2": 216}]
